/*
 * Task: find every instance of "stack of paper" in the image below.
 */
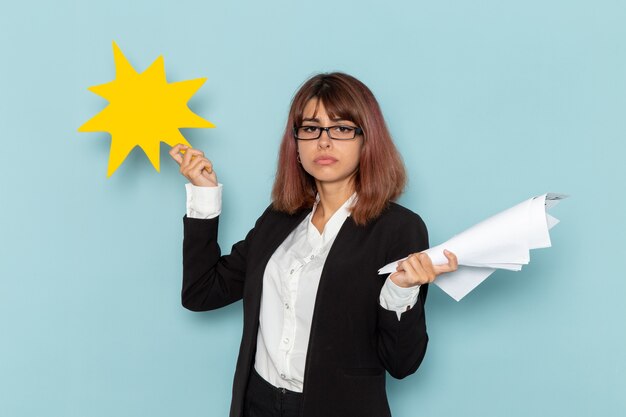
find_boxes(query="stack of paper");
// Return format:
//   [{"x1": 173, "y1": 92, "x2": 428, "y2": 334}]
[{"x1": 378, "y1": 193, "x2": 567, "y2": 301}]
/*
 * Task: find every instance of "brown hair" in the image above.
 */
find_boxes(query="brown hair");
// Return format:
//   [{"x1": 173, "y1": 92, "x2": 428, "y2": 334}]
[{"x1": 271, "y1": 72, "x2": 406, "y2": 225}]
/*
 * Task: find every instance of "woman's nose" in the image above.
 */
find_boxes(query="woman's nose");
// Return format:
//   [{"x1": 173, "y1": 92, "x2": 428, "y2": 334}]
[{"x1": 317, "y1": 130, "x2": 332, "y2": 148}]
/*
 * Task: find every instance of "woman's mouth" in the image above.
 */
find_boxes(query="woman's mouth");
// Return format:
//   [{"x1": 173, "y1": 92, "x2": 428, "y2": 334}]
[{"x1": 314, "y1": 156, "x2": 338, "y2": 165}]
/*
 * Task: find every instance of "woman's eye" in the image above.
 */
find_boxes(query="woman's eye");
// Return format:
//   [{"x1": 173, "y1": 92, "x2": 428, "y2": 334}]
[
  {"x1": 302, "y1": 126, "x2": 319, "y2": 133},
  {"x1": 335, "y1": 126, "x2": 353, "y2": 133}
]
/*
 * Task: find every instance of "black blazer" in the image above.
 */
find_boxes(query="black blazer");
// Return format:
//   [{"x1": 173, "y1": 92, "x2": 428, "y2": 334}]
[{"x1": 182, "y1": 202, "x2": 429, "y2": 417}]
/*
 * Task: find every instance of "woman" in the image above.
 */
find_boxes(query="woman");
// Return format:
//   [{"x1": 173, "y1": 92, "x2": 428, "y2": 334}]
[{"x1": 169, "y1": 72, "x2": 457, "y2": 417}]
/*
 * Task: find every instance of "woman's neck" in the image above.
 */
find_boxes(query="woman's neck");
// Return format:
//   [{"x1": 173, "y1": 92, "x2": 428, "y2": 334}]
[{"x1": 312, "y1": 180, "x2": 355, "y2": 233}]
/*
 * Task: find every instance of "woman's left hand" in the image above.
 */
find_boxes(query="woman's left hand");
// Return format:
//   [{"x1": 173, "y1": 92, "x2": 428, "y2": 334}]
[{"x1": 390, "y1": 250, "x2": 458, "y2": 288}]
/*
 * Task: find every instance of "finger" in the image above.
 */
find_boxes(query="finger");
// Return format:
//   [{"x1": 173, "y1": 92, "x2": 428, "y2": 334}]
[
  {"x1": 186, "y1": 163, "x2": 210, "y2": 184},
  {"x1": 406, "y1": 253, "x2": 428, "y2": 276},
  {"x1": 180, "y1": 154, "x2": 201, "y2": 175},
  {"x1": 403, "y1": 254, "x2": 429, "y2": 284},
  {"x1": 416, "y1": 253, "x2": 437, "y2": 282},
  {"x1": 201, "y1": 167, "x2": 212, "y2": 179},
  {"x1": 181, "y1": 148, "x2": 205, "y2": 167},
  {"x1": 203, "y1": 160, "x2": 213, "y2": 174},
  {"x1": 413, "y1": 253, "x2": 437, "y2": 283},
  {"x1": 187, "y1": 156, "x2": 210, "y2": 170},
  {"x1": 168, "y1": 144, "x2": 188, "y2": 165},
  {"x1": 198, "y1": 157, "x2": 213, "y2": 174},
  {"x1": 389, "y1": 271, "x2": 402, "y2": 281},
  {"x1": 395, "y1": 259, "x2": 406, "y2": 272},
  {"x1": 444, "y1": 249, "x2": 458, "y2": 270},
  {"x1": 186, "y1": 157, "x2": 212, "y2": 179},
  {"x1": 433, "y1": 250, "x2": 459, "y2": 274},
  {"x1": 433, "y1": 264, "x2": 454, "y2": 275},
  {"x1": 398, "y1": 258, "x2": 417, "y2": 280}
]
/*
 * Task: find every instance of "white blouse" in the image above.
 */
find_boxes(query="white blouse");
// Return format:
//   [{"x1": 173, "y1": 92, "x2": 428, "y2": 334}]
[{"x1": 185, "y1": 183, "x2": 420, "y2": 392}]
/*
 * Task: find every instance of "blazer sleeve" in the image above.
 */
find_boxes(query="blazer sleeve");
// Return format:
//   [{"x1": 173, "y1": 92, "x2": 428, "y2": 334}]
[
  {"x1": 376, "y1": 211, "x2": 430, "y2": 379},
  {"x1": 181, "y1": 206, "x2": 269, "y2": 312}
]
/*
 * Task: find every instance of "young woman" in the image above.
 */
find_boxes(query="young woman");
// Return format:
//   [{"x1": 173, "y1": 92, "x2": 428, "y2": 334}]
[{"x1": 169, "y1": 72, "x2": 457, "y2": 417}]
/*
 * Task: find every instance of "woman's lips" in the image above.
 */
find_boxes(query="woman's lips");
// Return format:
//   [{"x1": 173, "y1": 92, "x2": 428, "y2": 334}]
[{"x1": 314, "y1": 156, "x2": 338, "y2": 165}]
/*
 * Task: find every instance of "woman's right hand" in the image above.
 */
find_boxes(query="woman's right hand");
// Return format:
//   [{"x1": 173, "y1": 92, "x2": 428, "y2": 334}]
[{"x1": 169, "y1": 144, "x2": 218, "y2": 187}]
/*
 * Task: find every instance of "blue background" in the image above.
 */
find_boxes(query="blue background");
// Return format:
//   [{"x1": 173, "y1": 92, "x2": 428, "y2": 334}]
[{"x1": 1, "y1": 0, "x2": 624, "y2": 416}]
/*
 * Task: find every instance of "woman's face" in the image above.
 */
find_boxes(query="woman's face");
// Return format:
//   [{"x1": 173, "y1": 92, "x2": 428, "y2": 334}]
[{"x1": 297, "y1": 99, "x2": 363, "y2": 190}]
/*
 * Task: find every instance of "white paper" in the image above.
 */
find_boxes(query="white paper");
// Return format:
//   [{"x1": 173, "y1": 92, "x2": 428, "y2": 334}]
[{"x1": 378, "y1": 193, "x2": 567, "y2": 301}]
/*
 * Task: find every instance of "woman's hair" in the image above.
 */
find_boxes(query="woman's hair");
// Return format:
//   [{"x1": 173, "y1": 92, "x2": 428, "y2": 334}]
[{"x1": 271, "y1": 72, "x2": 406, "y2": 225}]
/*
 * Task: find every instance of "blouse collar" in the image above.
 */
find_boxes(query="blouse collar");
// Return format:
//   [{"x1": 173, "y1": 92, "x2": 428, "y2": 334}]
[{"x1": 307, "y1": 192, "x2": 357, "y2": 246}]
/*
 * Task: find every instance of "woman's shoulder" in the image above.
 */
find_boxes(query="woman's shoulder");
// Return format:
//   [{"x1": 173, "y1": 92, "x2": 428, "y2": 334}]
[
  {"x1": 253, "y1": 203, "x2": 311, "y2": 229},
  {"x1": 378, "y1": 202, "x2": 427, "y2": 228},
  {"x1": 377, "y1": 202, "x2": 429, "y2": 252},
  {"x1": 358, "y1": 202, "x2": 428, "y2": 245}
]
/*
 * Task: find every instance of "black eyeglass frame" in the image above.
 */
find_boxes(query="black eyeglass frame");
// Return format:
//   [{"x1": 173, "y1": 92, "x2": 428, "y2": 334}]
[{"x1": 293, "y1": 125, "x2": 364, "y2": 141}]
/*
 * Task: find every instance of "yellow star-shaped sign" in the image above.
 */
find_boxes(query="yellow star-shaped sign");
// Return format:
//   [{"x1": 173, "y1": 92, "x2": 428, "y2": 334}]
[{"x1": 79, "y1": 41, "x2": 214, "y2": 177}]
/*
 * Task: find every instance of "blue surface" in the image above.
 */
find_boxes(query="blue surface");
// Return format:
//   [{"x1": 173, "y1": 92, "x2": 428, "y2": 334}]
[{"x1": 1, "y1": 1, "x2": 624, "y2": 416}]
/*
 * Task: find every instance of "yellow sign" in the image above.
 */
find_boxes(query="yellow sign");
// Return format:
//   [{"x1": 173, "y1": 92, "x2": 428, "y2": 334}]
[{"x1": 79, "y1": 42, "x2": 214, "y2": 176}]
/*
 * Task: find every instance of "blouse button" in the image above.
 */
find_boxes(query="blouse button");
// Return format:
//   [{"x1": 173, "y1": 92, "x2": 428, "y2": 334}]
[
  {"x1": 280, "y1": 373, "x2": 286, "y2": 379},
  {"x1": 290, "y1": 269, "x2": 294, "y2": 275}
]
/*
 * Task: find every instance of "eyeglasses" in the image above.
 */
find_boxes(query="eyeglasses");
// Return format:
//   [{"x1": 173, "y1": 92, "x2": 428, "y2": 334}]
[{"x1": 293, "y1": 125, "x2": 363, "y2": 141}]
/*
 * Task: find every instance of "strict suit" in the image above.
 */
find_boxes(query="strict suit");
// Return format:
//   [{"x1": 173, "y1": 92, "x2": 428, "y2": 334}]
[{"x1": 182, "y1": 202, "x2": 430, "y2": 417}]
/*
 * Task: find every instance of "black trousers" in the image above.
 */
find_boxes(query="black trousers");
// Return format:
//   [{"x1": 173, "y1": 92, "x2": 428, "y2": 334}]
[{"x1": 243, "y1": 369, "x2": 303, "y2": 417}]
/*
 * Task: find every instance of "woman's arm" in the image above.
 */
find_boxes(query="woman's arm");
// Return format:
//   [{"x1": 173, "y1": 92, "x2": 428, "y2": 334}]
[
  {"x1": 377, "y1": 294, "x2": 429, "y2": 379},
  {"x1": 171, "y1": 144, "x2": 256, "y2": 312},
  {"x1": 376, "y1": 211, "x2": 457, "y2": 379},
  {"x1": 182, "y1": 215, "x2": 255, "y2": 311}
]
